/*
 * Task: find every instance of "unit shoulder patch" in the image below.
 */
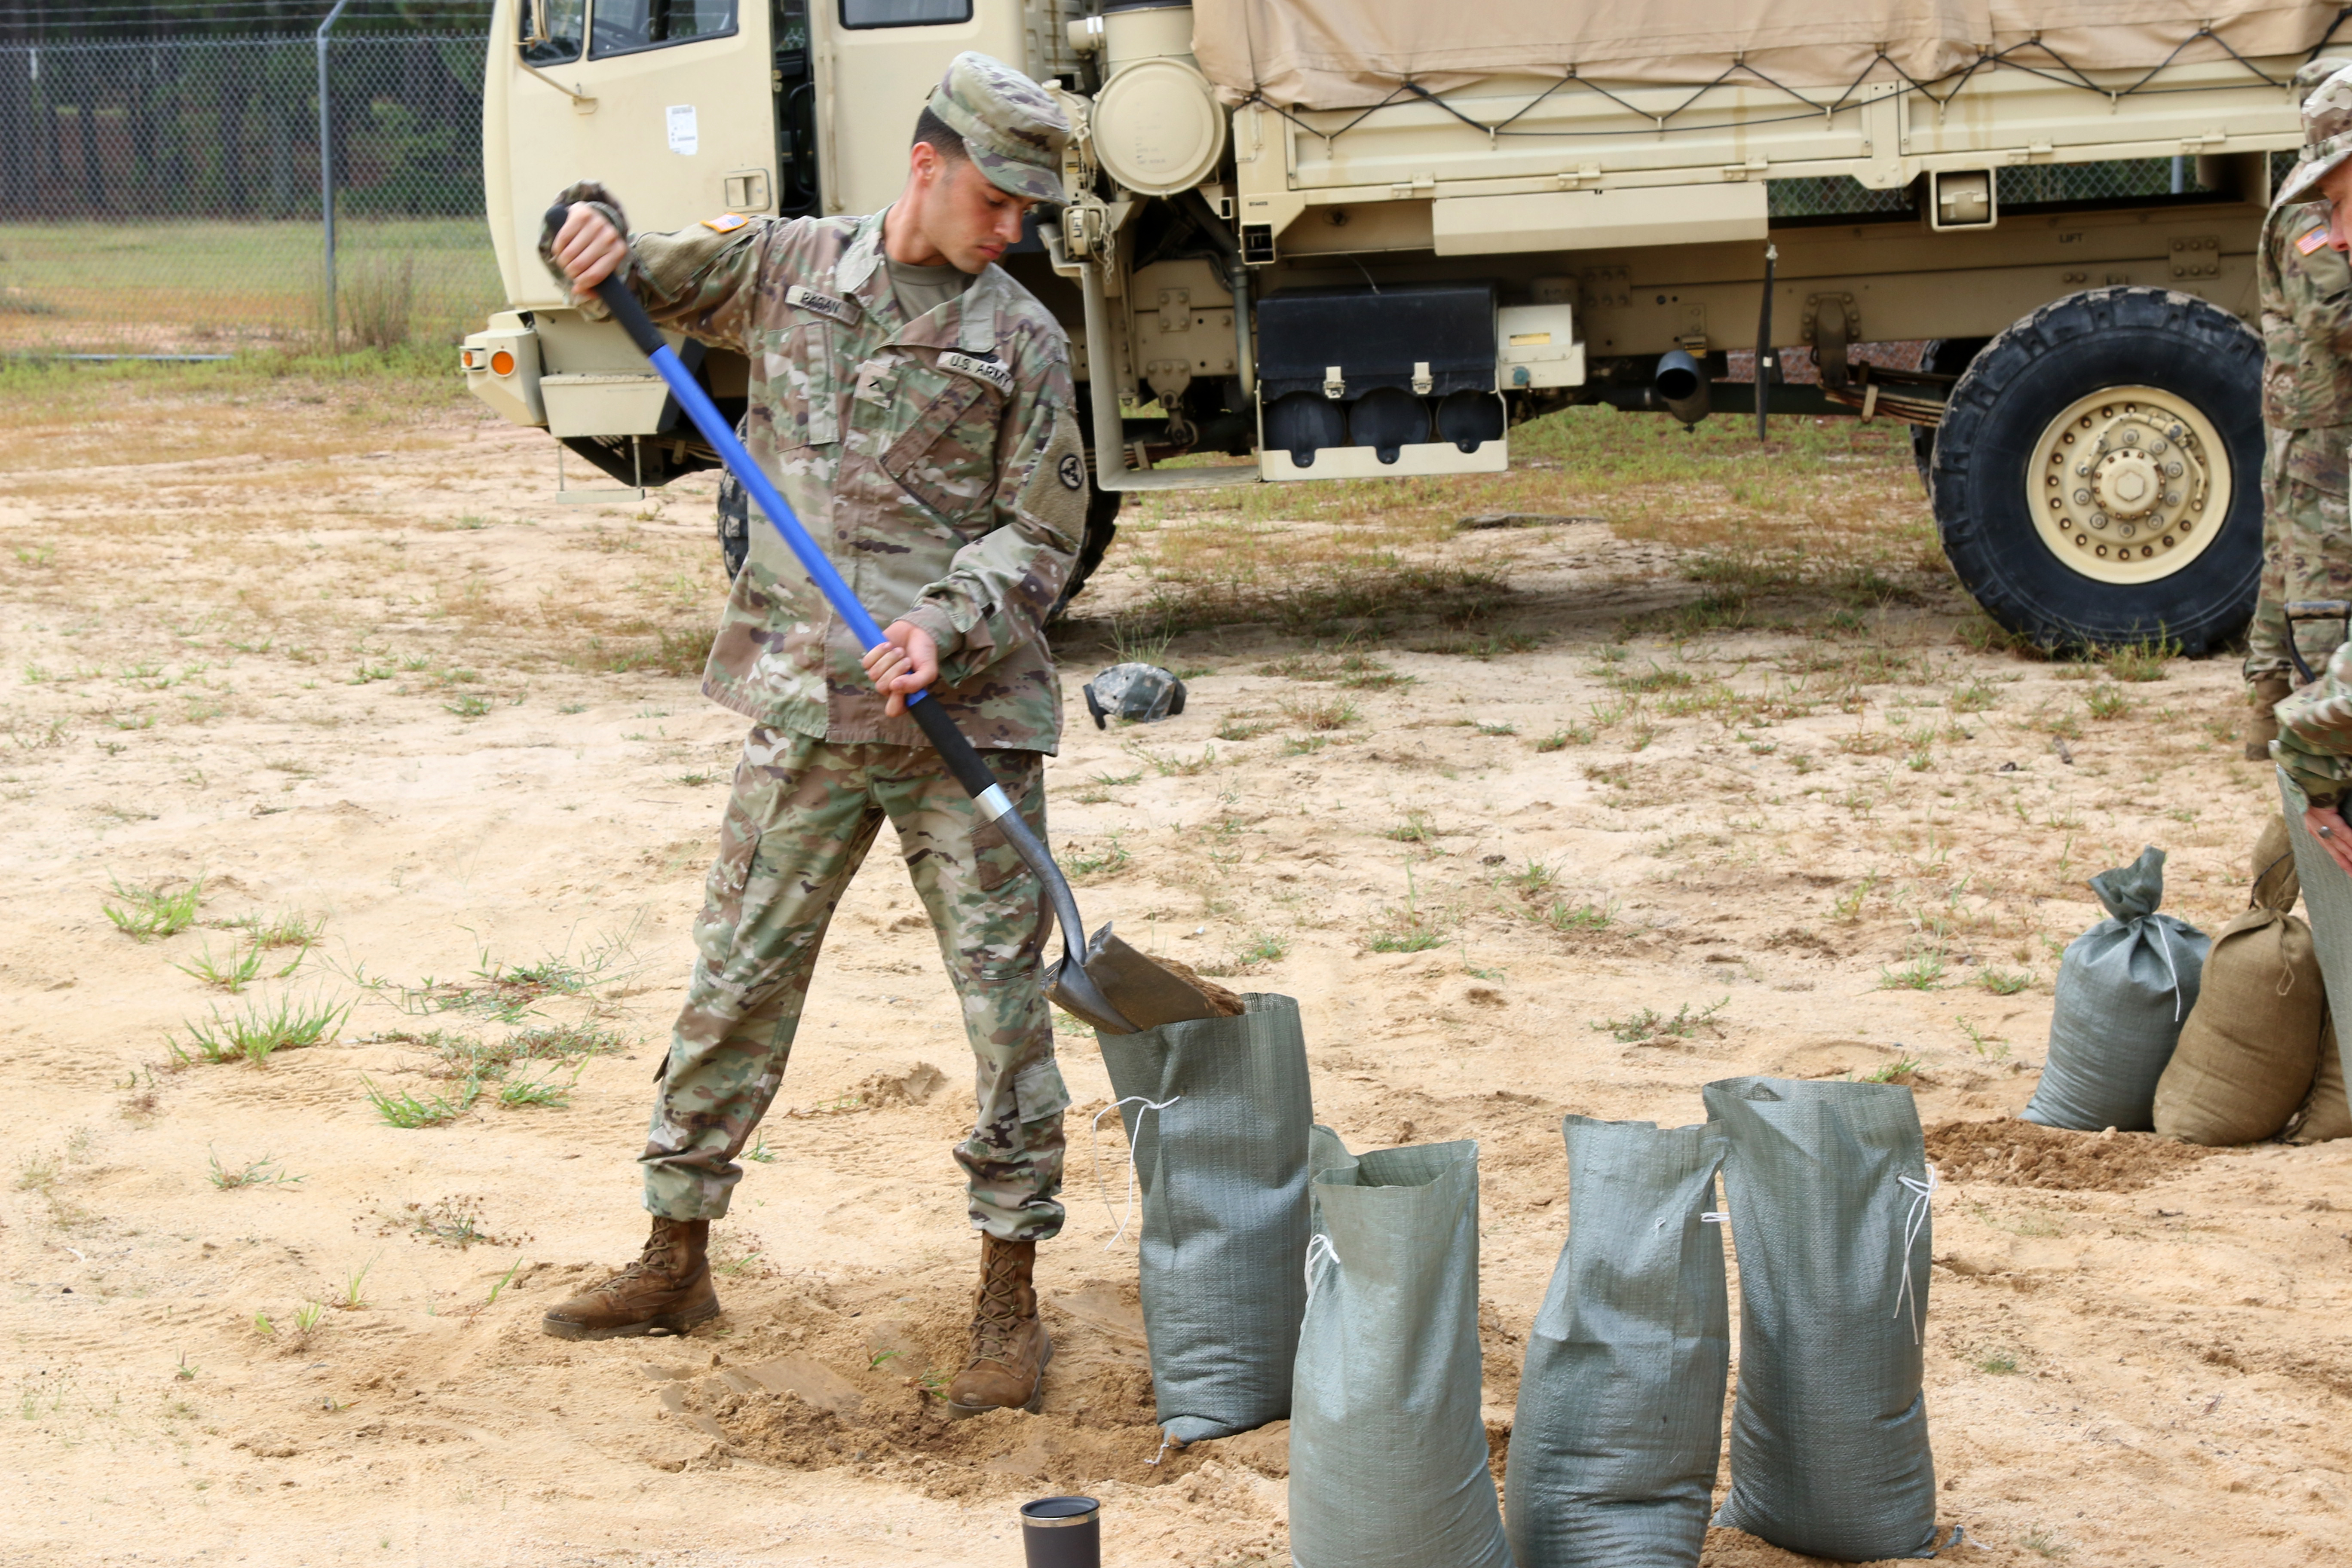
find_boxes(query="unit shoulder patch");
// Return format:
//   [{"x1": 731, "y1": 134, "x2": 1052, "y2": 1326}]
[
  {"x1": 940, "y1": 349, "x2": 1015, "y2": 395},
  {"x1": 2300, "y1": 225, "x2": 2333, "y2": 257},
  {"x1": 702, "y1": 213, "x2": 750, "y2": 233},
  {"x1": 785, "y1": 284, "x2": 857, "y2": 324}
]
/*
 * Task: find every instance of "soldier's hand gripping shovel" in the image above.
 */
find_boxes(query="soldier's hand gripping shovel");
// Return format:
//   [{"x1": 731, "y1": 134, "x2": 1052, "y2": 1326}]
[{"x1": 565, "y1": 215, "x2": 1217, "y2": 1035}]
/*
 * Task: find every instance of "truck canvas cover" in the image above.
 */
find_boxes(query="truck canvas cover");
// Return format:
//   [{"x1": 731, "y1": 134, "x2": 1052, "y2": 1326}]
[{"x1": 1191, "y1": 0, "x2": 2345, "y2": 109}]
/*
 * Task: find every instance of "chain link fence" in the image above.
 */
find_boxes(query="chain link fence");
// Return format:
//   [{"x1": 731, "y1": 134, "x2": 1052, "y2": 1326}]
[{"x1": 0, "y1": 31, "x2": 498, "y2": 355}]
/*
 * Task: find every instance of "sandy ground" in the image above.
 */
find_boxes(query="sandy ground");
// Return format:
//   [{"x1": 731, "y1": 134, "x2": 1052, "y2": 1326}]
[{"x1": 3, "y1": 376, "x2": 2349, "y2": 1567}]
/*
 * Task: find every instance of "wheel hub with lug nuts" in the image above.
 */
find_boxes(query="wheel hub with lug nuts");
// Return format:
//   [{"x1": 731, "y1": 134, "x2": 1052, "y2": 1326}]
[{"x1": 2030, "y1": 385, "x2": 2228, "y2": 585}]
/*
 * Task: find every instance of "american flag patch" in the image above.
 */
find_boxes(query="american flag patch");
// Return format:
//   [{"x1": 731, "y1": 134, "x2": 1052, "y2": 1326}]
[
  {"x1": 2300, "y1": 226, "x2": 2331, "y2": 256},
  {"x1": 702, "y1": 213, "x2": 749, "y2": 233}
]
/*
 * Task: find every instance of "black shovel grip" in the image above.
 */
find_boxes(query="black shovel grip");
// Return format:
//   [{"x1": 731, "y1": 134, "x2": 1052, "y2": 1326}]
[{"x1": 545, "y1": 202, "x2": 667, "y2": 355}]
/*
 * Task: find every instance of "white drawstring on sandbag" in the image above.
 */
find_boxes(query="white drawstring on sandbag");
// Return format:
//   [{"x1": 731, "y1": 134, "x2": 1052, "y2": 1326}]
[
  {"x1": 2151, "y1": 922, "x2": 2187, "y2": 1022},
  {"x1": 1700, "y1": 1211, "x2": 1730, "y2": 1224},
  {"x1": 1091, "y1": 1095, "x2": 1180, "y2": 1250},
  {"x1": 1304, "y1": 1233, "x2": 1340, "y2": 1303},
  {"x1": 1891, "y1": 1163, "x2": 1938, "y2": 1344}
]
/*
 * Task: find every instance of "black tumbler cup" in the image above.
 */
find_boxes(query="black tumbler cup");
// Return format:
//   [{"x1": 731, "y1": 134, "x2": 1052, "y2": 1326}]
[{"x1": 1020, "y1": 1495, "x2": 1101, "y2": 1568}]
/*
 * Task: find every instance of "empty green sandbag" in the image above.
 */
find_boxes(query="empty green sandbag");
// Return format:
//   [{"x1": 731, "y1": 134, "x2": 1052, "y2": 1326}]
[
  {"x1": 1289, "y1": 1132, "x2": 1510, "y2": 1568},
  {"x1": 1705, "y1": 1076, "x2": 1942, "y2": 1562},
  {"x1": 1506, "y1": 1116, "x2": 1729, "y2": 1568}
]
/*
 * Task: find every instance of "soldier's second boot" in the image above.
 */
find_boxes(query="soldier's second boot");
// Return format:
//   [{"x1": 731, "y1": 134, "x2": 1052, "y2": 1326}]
[
  {"x1": 540, "y1": 1216, "x2": 719, "y2": 1341},
  {"x1": 2247, "y1": 672, "x2": 2294, "y2": 761},
  {"x1": 945, "y1": 1234, "x2": 1052, "y2": 1416}
]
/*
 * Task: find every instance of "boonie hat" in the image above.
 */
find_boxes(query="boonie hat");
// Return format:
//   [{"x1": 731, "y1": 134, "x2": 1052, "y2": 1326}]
[
  {"x1": 2278, "y1": 63, "x2": 2352, "y2": 205},
  {"x1": 927, "y1": 52, "x2": 1069, "y2": 205}
]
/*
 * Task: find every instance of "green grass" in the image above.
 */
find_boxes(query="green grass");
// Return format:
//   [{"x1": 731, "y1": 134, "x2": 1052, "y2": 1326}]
[
  {"x1": 1977, "y1": 1354, "x2": 2019, "y2": 1375},
  {"x1": 172, "y1": 994, "x2": 351, "y2": 1066},
  {"x1": 2084, "y1": 684, "x2": 2132, "y2": 720},
  {"x1": 390, "y1": 1021, "x2": 630, "y2": 1082},
  {"x1": 497, "y1": 1074, "x2": 575, "y2": 1109},
  {"x1": 1862, "y1": 1054, "x2": 1924, "y2": 1083},
  {"x1": 0, "y1": 218, "x2": 502, "y2": 356},
  {"x1": 205, "y1": 1148, "x2": 301, "y2": 1190},
  {"x1": 1878, "y1": 955, "x2": 1947, "y2": 992},
  {"x1": 174, "y1": 939, "x2": 264, "y2": 993},
  {"x1": 1540, "y1": 898, "x2": 1616, "y2": 934},
  {"x1": 1979, "y1": 968, "x2": 2031, "y2": 996},
  {"x1": 103, "y1": 875, "x2": 202, "y2": 940},
  {"x1": 362, "y1": 1075, "x2": 481, "y2": 1129},
  {"x1": 1066, "y1": 832, "x2": 1130, "y2": 881},
  {"x1": 1591, "y1": 996, "x2": 1725, "y2": 1043},
  {"x1": 1384, "y1": 812, "x2": 1437, "y2": 844}
]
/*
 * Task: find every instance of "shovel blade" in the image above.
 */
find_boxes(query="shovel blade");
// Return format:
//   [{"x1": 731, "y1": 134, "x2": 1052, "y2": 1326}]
[{"x1": 1046, "y1": 925, "x2": 1237, "y2": 1036}]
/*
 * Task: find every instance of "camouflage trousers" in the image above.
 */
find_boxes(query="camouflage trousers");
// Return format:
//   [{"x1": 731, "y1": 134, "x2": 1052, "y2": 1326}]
[
  {"x1": 640, "y1": 726, "x2": 1068, "y2": 1240},
  {"x1": 2246, "y1": 475, "x2": 2352, "y2": 682}
]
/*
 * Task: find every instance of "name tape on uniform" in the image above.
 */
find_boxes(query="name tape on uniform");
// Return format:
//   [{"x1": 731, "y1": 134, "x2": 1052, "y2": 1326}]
[
  {"x1": 2300, "y1": 226, "x2": 2333, "y2": 257},
  {"x1": 786, "y1": 285, "x2": 858, "y2": 325},
  {"x1": 940, "y1": 350, "x2": 1014, "y2": 395}
]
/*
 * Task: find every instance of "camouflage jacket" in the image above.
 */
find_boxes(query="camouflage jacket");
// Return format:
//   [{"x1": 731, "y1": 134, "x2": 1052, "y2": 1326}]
[
  {"x1": 543, "y1": 184, "x2": 1086, "y2": 752},
  {"x1": 2275, "y1": 640, "x2": 2352, "y2": 807},
  {"x1": 2260, "y1": 199, "x2": 2352, "y2": 495}
]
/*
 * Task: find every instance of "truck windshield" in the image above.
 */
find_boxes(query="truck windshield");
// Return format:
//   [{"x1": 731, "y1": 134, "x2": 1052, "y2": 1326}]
[
  {"x1": 841, "y1": 0, "x2": 971, "y2": 27},
  {"x1": 521, "y1": 0, "x2": 586, "y2": 63},
  {"x1": 590, "y1": 0, "x2": 739, "y2": 56}
]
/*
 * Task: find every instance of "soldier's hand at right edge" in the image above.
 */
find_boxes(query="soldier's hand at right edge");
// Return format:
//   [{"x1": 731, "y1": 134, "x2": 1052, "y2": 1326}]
[{"x1": 552, "y1": 204, "x2": 628, "y2": 289}]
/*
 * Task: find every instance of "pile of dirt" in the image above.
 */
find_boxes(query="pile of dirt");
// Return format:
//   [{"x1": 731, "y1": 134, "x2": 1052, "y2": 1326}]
[
  {"x1": 1925, "y1": 1118, "x2": 2221, "y2": 1191},
  {"x1": 1147, "y1": 954, "x2": 1247, "y2": 1017}
]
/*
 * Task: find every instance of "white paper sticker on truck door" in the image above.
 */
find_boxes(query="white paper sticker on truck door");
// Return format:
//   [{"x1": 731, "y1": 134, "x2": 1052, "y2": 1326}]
[{"x1": 666, "y1": 104, "x2": 699, "y2": 156}]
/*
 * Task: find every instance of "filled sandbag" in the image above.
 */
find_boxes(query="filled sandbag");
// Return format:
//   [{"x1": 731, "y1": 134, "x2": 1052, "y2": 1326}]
[
  {"x1": 1506, "y1": 1116, "x2": 1728, "y2": 1568},
  {"x1": 2151, "y1": 898, "x2": 2322, "y2": 1145},
  {"x1": 2254, "y1": 813, "x2": 2301, "y2": 912},
  {"x1": 1703, "y1": 1076, "x2": 1942, "y2": 1563},
  {"x1": 1289, "y1": 1133, "x2": 1510, "y2": 1568},
  {"x1": 2023, "y1": 846, "x2": 2209, "y2": 1132},
  {"x1": 1097, "y1": 993, "x2": 1313, "y2": 1442},
  {"x1": 2293, "y1": 1017, "x2": 2352, "y2": 1142}
]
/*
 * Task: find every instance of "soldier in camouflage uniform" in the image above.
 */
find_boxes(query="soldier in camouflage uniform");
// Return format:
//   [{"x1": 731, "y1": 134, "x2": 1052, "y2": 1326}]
[
  {"x1": 536, "y1": 53, "x2": 1085, "y2": 1416},
  {"x1": 2245, "y1": 58, "x2": 2352, "y2": 759}
]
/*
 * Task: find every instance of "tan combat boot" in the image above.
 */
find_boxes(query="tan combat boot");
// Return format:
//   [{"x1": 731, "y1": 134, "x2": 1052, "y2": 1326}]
[
  {"x1": 540, "y1": 1216, "x2": 719, "y2": 1341},
  {"x1": 2247, "y1": 672, "x2": 2294, "y2": 761},
  {"x1": 945, "y1": 1235, "x2": 1052, "y2": 1415}
]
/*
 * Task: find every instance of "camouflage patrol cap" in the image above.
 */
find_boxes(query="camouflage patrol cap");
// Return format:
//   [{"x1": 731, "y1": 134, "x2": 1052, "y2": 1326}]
[
  {"x1": 926, "y1": 51, "x2": 1069, "y2": 204},
  {"x1": 2278, "y1": 64, "x2": 2352, "y2": 204}
]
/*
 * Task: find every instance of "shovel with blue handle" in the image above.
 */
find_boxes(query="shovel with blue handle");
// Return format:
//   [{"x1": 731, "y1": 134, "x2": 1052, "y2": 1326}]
[{"x1": 555, "y1": 206, "x2": 1228, "y2": 1037}]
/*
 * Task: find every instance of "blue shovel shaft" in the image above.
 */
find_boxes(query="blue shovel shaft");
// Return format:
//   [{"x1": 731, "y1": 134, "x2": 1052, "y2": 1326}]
[{"x1": 552, "y1": 210, "x2": 1134, "y2": 1032}]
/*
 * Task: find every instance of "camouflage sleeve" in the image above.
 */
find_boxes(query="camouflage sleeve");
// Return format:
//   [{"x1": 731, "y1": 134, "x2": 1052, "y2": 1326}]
[
  {"x1": 896, "y1": 344, "x2": 1084, "y2": 684},
  {"x1": 536, "y1": 180, "x2": 779, "y2": 353},
  {"x1": 2273, "y1": 643, "x2": 2352, "y2": 808}
]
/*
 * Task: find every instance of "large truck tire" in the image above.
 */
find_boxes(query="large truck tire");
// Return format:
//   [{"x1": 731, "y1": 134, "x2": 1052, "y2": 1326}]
[
  {"x1": 1048, "y1": 486, "x2": 1123, "y2": 624},
  {"x1": 1929, "y1": 287, "x2": 2261, "y2": 656}
]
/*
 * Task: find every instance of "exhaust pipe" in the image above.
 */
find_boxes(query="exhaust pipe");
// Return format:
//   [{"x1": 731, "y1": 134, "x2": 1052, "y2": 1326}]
[{"x1": 1653, "y1": 349, "x2": 1712, "y2": 426}]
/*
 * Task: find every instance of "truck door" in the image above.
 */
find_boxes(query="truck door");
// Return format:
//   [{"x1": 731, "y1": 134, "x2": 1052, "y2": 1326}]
[
  {"x1": 773, "y1": 0, "x2": 821, "y2": 216},
  {"x1": 502, "y1": 0, "x2": 777, "y2": 278}
]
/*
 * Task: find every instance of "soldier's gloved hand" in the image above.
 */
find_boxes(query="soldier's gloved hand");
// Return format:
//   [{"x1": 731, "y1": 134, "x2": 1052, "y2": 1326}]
[
  {"x1": 862, "y1": 621, "x2": 940, "y2": 718},
  {"x1": 551, "y1": 204, "x2": 628, "y2": 289},
  {"x1": 2307, "y1": 802, "x2": 2352, "y2": 877}
]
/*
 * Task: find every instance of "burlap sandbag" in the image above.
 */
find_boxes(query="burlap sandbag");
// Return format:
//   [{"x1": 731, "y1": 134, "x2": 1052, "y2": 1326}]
[
  {"x1": 2151, "y1": 903, "x2": 2322, "y2": 1146},
  {"x1": 2254, "y1": 814, "x2": 2301, "y2": 912},
  {"x1": 2294, "y1": 1017, "x2": 2352, "y2": 1142}
]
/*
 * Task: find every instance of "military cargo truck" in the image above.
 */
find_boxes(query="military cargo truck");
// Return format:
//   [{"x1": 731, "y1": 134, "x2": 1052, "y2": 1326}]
[{"x1": 463, "y1": 0, "x2": 2349, "y2": 651}]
